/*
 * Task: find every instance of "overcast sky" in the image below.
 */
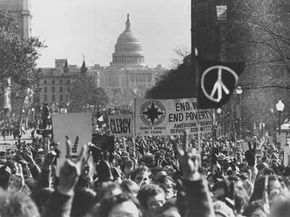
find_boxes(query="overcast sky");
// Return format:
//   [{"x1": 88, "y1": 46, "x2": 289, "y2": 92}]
[{"x1": 30, "y1": 0, "x2": 191, "y2": 69}]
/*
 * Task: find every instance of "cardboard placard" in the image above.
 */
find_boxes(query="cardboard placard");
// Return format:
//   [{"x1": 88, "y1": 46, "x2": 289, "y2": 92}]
[
  {"x1": 135, "y1": 98, "x2": 213, "y2": 136},
  {"x1": 52, "y1": 112, "x2": 92, "y2": 175}
]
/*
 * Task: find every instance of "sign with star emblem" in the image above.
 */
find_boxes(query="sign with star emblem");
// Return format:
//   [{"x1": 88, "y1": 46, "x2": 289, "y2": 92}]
[
  {"x1": 140, "y1": 100, "x2": 166, "y2": 126},
  {"x1": 134, "y1": 98, "x2": 213, "y2": 136}
]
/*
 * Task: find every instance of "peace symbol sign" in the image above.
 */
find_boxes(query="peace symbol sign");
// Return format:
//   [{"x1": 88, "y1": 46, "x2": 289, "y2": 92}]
[{"x1": 201, "y1": 65, "x2": 239, "y2": 103}]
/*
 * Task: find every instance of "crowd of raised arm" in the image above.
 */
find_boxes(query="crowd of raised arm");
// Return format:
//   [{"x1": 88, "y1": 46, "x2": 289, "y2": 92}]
[{"x1": 0, "y1": 124, "x2": 289, "y2": 217}]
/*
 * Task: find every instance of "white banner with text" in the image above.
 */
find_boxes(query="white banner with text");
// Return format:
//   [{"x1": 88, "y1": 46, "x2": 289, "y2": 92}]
[{"x1": 134, "y1": 98, "x2": 213, "y2": 136}]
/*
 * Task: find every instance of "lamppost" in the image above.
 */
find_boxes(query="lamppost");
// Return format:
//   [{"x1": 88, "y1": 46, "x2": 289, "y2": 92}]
[
  {"x1": 235, "y1": 86, "x2": 243, "y2": 138},
  {"x1": 276, "y1": 100, "x2": 285, "y2": 135},
  {"x1": 217, "y1": 108, "x2": 222, "y2": 136}
]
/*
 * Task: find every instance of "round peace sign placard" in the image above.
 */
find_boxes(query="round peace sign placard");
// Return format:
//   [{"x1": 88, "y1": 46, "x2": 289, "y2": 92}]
[{"x1": 201, "y1": 65, "x2": 239, "y2": 103}]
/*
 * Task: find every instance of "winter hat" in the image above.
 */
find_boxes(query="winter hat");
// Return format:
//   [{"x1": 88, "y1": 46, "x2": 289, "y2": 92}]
[
  {"x1": 96, "y1": 160, "x2": 113, "y2": 182},
  {"x1": 213, "y1": 200, "x2": 235, "y2": 217},
  {"x1": 212, "y1": 181, "x2": 228, "y2": 195},
  {"x1": 32, "y1": 187, "x2": 53, "y2": 210},
  {"x1": 71, "y1": 187, "x2": 96, "y2": 217},
  {"x1": 257, "y1": 162, "x2": 268, "y2": 171},
  {"x1": 0, "y1": 165, "x2": 11, "y2": 190}
]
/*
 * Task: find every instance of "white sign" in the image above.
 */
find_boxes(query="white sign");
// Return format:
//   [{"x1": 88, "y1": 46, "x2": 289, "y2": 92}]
[
  {"x1": 135, "y1": 98, "x2": 213, "y2": 136},
  {"x1": 0, "y1": 144, "x2": 16, "y2": 152},
  {"x1": 52, "y1": 112, "x2": 92, "y2": 175}
]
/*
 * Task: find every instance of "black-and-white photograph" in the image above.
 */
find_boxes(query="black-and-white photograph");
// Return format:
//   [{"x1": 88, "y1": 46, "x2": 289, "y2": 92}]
[{"x1": 0, "y1": 0, "x2": 290, "y2": 216}]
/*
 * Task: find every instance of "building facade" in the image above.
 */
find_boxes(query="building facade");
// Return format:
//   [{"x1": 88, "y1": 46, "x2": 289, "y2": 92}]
[
  {"x1": 38, "y1": 59, "x2": 76, "y2": 107},
  {"x1": 97, "y1": 14, "x2": 167, "y2": 107},
  {"x1": 38, "y1": 14, "x2": 167, "y2": 108},
  {"x1": 0, "y1": 0, "x2": 31, "y2": 40},
  {"x1": 193, "y1": 0, "x2": 290, "y2": 131}
]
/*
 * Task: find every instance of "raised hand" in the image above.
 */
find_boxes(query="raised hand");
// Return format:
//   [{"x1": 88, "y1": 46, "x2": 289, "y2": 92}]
[
  {"x1": 42, "y1": 151, "x2": 57, "y2": 171},
  {"x1": 9, "y1": 163, "x2": 25, "y2": 191},
  {"x1": 58, "y1": 138, "x2": 86, "y2": 195},
  {"x1": 245, "y1": 141, "x2": 256, "y2": 167},
  {"x1": 175, "y1": 130, "x2": 201, "y2": 181},
  {"x1": 0, "y1": 166, "x2": 11, "y2": 190},
  {"x1": 21, "y1": 144, "x2": 35, "y2": 166},
  {"x1": 81, "y1": 146, "x2": 92, "y2": 177}
]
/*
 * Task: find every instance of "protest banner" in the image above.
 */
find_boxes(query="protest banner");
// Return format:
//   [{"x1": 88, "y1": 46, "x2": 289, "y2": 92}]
[
  {"x1": 134, "y1": 98, "x2": 213, "y2": 136},
  {"x1": 108, "y1": 114, "x2": 133, "y2": 137},
  {"x1": 0, "y1": 143, "x2": 16, "y2": 152},
  {"x1": 52, "y1": 112, "x2": 92, "y2": 175}
]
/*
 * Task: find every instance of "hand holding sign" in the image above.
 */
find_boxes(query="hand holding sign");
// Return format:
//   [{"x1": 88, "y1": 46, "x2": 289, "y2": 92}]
[
  {"x1": 176, "y1": 130, "x2": 201, "y2": 181},
  {"x1": 10, "y1": 163, "x2": 25, "y2": 191},
  {"x1": 81, "y1": 144, "x2": 92, "y2": 178},
  {"x1": 42, "y1": 151, "x2": 57, "y2": 171},
  {"x1": 58, "y1": 137, "x2": 86, "y2": 195},
  {"x1": 245, "y1": 141, "x2": 256, "y2": 167},
  {"x1": 21, "y1": 144, "x2": 35, "y2": 167}
]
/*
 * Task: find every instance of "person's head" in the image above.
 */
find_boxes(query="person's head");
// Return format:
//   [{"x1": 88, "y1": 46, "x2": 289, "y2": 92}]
[
  {"x1": 31, "y1": 187, "x2": 53, "y2": 215},
  {"x1": 71, "y1": 187, "x2": 96, "y2": 217},
  {"x1": 120, "y1": 179, "x2": 139, "y2": 197},
  {"x1": 131, "y1": 165, "x2": 151, "y2": 188},
  {"x1": 35, "y1": 150, "x2": 45, "y2": 168},
  {"x1": 96, "y1": 161, "x2": 113, "y2": 183},
  {"x1": 242, "y1": 179, "x2": 254, "y2": 198},
  {"x1": 97, "y1": 193, "x2": 141, "y2": 217},
  {"x1": 0, "y1": 189, "x2": 39, "y2": 217},
  {"x1": 212, "y1": 181, "x2": 228, "y2": 202},
  {"x1": 137, "y1": 184, "x2": 166, "y2": 217},
  {"x1": 142, "y1": 153, "x2": 156, "y2": 168},
  {"x1": 213, "y1": 200, "x2": 235, "y2": 217},
  {"x1": 156, "y1": 199, "x2": 181, "y2": 217},
  {"x1": 243, "y1": 200, "x2": 267, "y2": 217},
  {"x1": 0, "y1": 166, "x2": 11, "y2": 190},
  {"x1": 155, "y1": 170, "x2": 167, "y2": 181},
  {"x1": 97, "y1": 181, "x2": 122, "y2": 202},
  {"x1": 207, "y1": 174, "x2": 216, "y2": 189},
  {"x1": 123, "y1": 158, "x2": 134, "y2": 176},
  {"x1": 278, "y1": 176, "x2": 290, "y2": 196},
  {"x1": 250, "y1": 175, "x2": 281, "y2": 204},
  {"x1": 111, "y1": 167, "x2": 122, "y2": 183},
  {"x1": 228, "y1": 176, "x2": 249, "y2": 213},
  {"x1": 156, "y1": 176, "x2": 176, "y2": 200},
  {"x1": 271, "y1": 195, "x2": 290, "y2": 217}
]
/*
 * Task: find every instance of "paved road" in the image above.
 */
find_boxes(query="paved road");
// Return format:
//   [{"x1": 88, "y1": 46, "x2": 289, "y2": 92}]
[{"x1": 0, "y1": 129, "x2": 34, "y2": 144}]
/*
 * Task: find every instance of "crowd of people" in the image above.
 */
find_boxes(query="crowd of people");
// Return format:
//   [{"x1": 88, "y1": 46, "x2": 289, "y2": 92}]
[{"x1": 0, "y1": 110, "x2": 289, "y2": 217}]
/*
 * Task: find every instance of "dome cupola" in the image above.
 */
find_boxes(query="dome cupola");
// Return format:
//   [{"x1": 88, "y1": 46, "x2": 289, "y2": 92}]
[{"x1": 111, "y1": 14, "x2": 145, "y2": 66}]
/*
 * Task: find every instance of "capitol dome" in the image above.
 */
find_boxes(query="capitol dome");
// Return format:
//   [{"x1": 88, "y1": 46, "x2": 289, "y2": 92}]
[{"x1": 111, "y1": 14, "x2": 145, "y2": 66}]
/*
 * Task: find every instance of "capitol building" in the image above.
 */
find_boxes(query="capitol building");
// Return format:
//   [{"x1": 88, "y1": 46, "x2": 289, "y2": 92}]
[
  {"x1": 38, "y1": 14, "x2": 167, "y2": 107},
  {"x1": 93, "y1": 14, "x2": 167, "y2": 107}
]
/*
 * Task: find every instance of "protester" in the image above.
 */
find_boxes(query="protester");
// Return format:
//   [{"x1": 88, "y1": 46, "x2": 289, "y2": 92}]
[{"x1": 0, "y1": 106, "x2": 289, "y2": 217}]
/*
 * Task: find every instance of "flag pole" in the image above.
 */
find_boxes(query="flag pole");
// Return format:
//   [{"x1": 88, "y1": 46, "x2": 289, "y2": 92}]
[
  {"x1": 133, "y1": 98, "x2": 137, "y2": 160},
  {"x1": 191, "y1": 0, "x2": 201, "y2": 151}
]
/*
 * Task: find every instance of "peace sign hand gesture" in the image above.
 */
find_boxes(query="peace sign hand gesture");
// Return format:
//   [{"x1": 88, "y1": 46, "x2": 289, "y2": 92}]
[
  {"x1": 42, "y1": 151, "x2": 57, "y2": 171},
  {"x1": 21, "y1": 144, "x2": 35, "y2": 166},
  {"x1": 58, "y1": 137, "x2": 87, "y2": 196},
  {"x1": 9, "y1": 163, "x2": 25, "y2": 191},
  {"x1": 175, "y1": 130, "x2": 201, "y2": 181},
  {"x1": 245, "y1": 141, "x2": 257, "y2": 167}
]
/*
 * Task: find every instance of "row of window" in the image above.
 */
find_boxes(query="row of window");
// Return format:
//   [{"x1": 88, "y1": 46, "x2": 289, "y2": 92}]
[
  {"x1": 130, "y1": 73, "x2": 152, "y2": 82},
  {"x1": 113, "y1": 56, "x2": 144, "y2": 64},
  {"x1": 43, "y1": 94, "x2": 66, "y2": 102},
  {"x1": 43, "y1": 79, "x2": 70, "y2": 85},
  {"x1": 41, "y1": 86, "x2": 70, "y2": 93},
  {"x1": 116, "y1": 45, "x2": 141, "y2": 52}
]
